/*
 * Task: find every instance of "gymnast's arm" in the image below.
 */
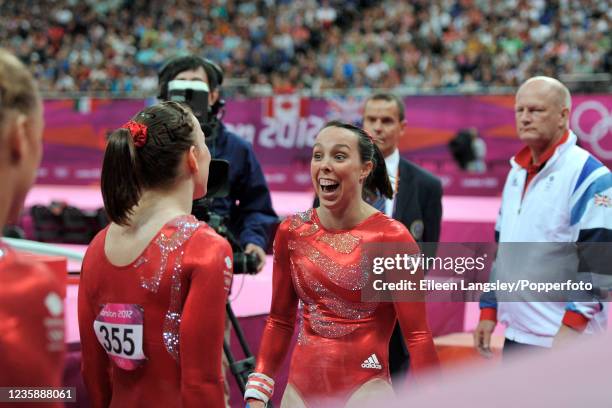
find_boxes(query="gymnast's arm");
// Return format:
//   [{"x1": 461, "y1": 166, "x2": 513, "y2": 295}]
[
  {"x1": 391, "y1": 229, "x2": 440, "y2": 377},
  {"x1": 180, "y1": 229, "x2": 233, "y2": 407},
  {"x1": 246, "y1": 219, "x2": 299, "y2": 404}
]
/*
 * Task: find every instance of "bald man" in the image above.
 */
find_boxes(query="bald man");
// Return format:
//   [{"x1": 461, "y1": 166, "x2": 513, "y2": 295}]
[{"x1": 474, "y1": 77, "x2": 612, "y2": 357}]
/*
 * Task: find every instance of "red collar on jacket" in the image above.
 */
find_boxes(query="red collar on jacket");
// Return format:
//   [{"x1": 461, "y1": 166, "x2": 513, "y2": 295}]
[{"x1": 514, "y1": 131, "x2": 569, "y2": 191}]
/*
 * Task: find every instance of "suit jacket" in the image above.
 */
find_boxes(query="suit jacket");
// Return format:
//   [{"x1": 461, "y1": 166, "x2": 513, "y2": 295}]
[{"x1": 392, "y1": 158, "x2": 442, "y2": 258}]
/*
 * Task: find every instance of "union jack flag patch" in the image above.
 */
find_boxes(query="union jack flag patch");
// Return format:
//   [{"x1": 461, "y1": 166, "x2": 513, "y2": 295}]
[{"x1": 594, "y1": 193, "x2": 611, "y2": 208}]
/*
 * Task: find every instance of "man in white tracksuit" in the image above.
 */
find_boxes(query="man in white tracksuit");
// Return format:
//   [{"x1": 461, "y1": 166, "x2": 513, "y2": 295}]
[{"x1": 474, "y1": 76, "x2": 611, "y2": 356}]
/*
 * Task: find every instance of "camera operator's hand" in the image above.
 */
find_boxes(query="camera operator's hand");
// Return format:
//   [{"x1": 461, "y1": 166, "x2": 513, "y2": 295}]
[{"x1": 245, "y1": 243, "x2": 266, "y2": 272}]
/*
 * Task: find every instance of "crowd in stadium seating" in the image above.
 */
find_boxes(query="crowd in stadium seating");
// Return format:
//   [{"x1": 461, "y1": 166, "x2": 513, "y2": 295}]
[{"x1": 1, "y1": 0, "x2": 610, "y2": 95}]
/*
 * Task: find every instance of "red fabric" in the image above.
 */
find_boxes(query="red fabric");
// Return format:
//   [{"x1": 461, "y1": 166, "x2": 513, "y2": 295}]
[
  {"x1": 17, "y1": 252, "x2": 67, "y2": 297},
  {"x1": 255, "y1": 210, "x2": 439, "y2": 406},
  {"x1": 78, "y1": 215, "x2": 232, "y2": 408},
  {"x1": 0, "y1": 243, "x2": 65, "y2": 407},
  {"x1": 479, "y1": 307, "x2": 497, "y2": 323},
  {"x1": 122, "y1": 121, "x2": 148, "y2": 147},
  {"x1": 514, "y1": 131, "x2": 569, "y2": 193},
  {"x1": 562, "y1": 310, "x2": 589, "y2": 332}
]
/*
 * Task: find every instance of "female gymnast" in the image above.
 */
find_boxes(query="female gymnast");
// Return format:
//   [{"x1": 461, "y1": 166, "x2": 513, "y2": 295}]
[
  {"x1": 245, "y1": 121, "x2": 439, "y2": 407},
  {"x1": 78, "y1": 101, "x2": 232, "y2": 407},
  {"x1": 0, "y1": 48, "x2": 65, "y2": 400}
]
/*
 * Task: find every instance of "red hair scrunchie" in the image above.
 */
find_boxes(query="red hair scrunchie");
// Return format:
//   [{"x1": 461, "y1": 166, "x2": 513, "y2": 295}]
[{"x1": 122, "y1": 120, "x2": 148, "y2": 148}]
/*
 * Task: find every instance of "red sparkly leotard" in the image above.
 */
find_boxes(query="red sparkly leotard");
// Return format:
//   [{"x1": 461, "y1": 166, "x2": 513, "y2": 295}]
[
  {"x1": 0, "y1": 243, "x2": 65, "y2": 408},
  {"x1": 255, "y1": 209, "x2": 439, "y2": 406},
  {"x1": 78, "y1": 215, "x2": 233, "y2": 408}
]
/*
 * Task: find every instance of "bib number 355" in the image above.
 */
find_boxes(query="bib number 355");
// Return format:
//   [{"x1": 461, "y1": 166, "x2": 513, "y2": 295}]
[{"x1": 94, "y1": 304, "x2": 146, "y2": 370}]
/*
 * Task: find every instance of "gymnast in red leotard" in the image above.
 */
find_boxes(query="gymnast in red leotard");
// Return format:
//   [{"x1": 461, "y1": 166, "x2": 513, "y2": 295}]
[
  {"x1": 78, "y1": 102, "x2": 232, "y2": 407},
  {"x1": 0, "y1": 48, "x2": 65, "y2": 404},
  {"x1": 245, "y1": 122, "x2": 439, "y2": 408}
]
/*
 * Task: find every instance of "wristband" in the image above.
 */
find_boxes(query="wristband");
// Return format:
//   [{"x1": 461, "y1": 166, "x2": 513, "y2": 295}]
[{"x1": 244, "y1": 372, "x2": 275, "y2": 405}]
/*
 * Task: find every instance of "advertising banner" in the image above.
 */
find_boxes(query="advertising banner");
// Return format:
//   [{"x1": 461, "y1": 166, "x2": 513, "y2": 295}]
[{"x1": 39, "y1": 94, "x2": 612, "y2": 194}]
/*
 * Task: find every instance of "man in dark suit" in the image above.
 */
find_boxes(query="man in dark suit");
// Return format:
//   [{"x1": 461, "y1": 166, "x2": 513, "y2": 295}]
[{"x1": 362, "y1": 92, "x2": 443, "y2": 386}]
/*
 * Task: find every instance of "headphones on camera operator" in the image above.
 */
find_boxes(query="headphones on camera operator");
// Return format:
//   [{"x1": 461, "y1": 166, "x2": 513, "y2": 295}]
[{"x1": 158, "y1": 55, "x2": 229, "y2": 199}]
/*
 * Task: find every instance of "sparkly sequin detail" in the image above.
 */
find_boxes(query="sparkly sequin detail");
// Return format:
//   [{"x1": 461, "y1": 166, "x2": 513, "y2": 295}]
[
  {"x1": 133, "y1": 257, "x2": 148, "y2": 269},
  {"x1": 291, "y1": 260, "x2": 315, "y2": 346},
  {"x1": 288, "y1": 240, "x2": 369, "y2": 291},
  {"x1": 317, "y1": 232, "x2": 360, "y2": 254},
  {"x1": 296, "y1": 300, "x2": 308, "y2": 346},
  {"x1": 286, "y1": 209, "x2": 376, "y2": 340},
  {"x1": 163, "y1": 251, "x2": 184, "y2": 361},
  {"x1": 139, "y1": 216, "x2": 200, "y2": 293},
  {"x1": 301, "y1": 263, "x2": 377, "y2": 319},
  {"x1": 292, "y1": 260, "x2": 377, "y2": 339},
  {"x1": 308, "y1": 304, "x2": 355, "y2": 338},
  {"x1": 136, "y1": 215, "x2": 201, "y2": 361},
  {"x1": 288, "y1": 209, "x2": 314, "y2": 232},
  {"x1": 299, "y1": 223, "x2": 319, "y2": 237},
  {"x1": 291, "y1": 259, "x2": 316, "y2": 304}
]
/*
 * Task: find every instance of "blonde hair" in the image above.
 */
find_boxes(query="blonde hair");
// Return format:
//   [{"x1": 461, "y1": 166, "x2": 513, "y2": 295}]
[{"x1": 0, "y1": 48, "x2": 40, "y2": 136}]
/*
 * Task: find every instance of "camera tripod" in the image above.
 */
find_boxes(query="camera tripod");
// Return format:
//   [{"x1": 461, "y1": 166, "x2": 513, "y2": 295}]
[{"x1": 223, "y1": 302, "x2": 274, "y2": 407}]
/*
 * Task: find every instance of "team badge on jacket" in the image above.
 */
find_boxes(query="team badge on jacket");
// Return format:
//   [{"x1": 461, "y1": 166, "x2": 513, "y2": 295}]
[
  {"x1": 594, "y1": 193, "x2": 611, "y2": 208},
  {"x1": 410, "y1": 219, "x2": 424, "y2": 240}
]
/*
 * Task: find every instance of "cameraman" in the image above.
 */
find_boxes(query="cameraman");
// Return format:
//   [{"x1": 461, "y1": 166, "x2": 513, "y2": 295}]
[{"x1": 158, "y1": 55, "x2": 277, "y2": 272}]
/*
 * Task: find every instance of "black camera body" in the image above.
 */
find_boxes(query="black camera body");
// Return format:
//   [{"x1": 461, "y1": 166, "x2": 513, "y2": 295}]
[
  {"x1": 193, "y1": 198, "x2": 260, "y2": 275},
  {"x1": 167, "y1": 79, "x2": 210, "y2": 129}
]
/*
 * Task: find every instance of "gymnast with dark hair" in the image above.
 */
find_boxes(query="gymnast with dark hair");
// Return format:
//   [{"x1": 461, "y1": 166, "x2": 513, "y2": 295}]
[
  {"x1": 78, "y1": 101, "x2": 232, "y2": 407},
  {"x1": 245, "y1": 121, "x2": 439, "y2": 407}
]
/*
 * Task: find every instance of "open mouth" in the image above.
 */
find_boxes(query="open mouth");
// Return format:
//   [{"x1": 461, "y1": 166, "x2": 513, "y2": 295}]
[{"x1": 319, "y1": 178, "x2": 340, "y2": 193}]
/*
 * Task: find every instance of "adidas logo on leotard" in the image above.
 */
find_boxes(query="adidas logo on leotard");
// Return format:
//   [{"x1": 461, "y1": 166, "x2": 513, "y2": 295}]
[{"x1": 361, "y1": 353, "x2": 382, "y2": 369}]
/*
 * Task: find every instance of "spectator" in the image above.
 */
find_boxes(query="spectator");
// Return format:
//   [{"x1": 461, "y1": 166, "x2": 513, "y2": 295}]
[{"x1": 0, "y1": 0, "x2": 609, "y2": 95}]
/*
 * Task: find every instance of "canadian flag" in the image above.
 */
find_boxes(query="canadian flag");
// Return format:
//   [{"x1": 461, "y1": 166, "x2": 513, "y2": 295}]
[{"x1": 263, "y1": 95, "x2": 308, "y2": 122}]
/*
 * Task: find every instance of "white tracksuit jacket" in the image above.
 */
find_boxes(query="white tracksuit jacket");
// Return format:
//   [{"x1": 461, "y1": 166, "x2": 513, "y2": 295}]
[{"x1": 483, "y1": 131, "x2": 612, "y2": 347}]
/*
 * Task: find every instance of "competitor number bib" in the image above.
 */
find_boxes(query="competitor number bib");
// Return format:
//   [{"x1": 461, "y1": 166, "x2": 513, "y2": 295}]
[{"x1": 94, "y1": 303, "x2": 146, "y2": 370}]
